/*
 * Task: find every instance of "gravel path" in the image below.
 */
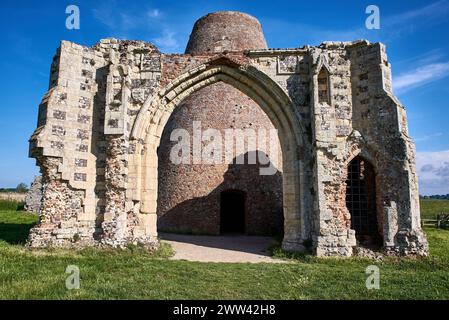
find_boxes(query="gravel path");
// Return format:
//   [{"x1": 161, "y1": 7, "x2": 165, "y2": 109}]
[{"x1": 160, "y1": 233, "x2": 288, "y2": 263}]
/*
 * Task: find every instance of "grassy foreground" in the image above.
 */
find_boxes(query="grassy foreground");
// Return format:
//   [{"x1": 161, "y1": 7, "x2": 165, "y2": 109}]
[{"x1": 0, "y1": 202, "x2": 449, "y2": 299}]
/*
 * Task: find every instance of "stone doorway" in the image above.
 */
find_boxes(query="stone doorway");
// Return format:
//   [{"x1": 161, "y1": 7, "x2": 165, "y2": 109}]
[
  {"x1": 346, "y1": 156, "x2": 381, "y2": 247},
  {"x1": 220, "y1": 190, "x2": 246, "y2": 234}
]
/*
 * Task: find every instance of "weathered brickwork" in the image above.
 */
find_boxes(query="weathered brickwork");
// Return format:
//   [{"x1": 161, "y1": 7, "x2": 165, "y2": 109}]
[
  {"x1": 157, "y1": 82, "x2": 284, "y2": 235},
  {"x1": 28, "y1": 11, "x2": 428, "y2": 256}
]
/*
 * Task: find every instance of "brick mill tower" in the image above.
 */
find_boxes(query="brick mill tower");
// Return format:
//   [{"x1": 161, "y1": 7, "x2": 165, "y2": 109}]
[{"x1": 157, "y1": 12, "x2": 283, "y2": 235}]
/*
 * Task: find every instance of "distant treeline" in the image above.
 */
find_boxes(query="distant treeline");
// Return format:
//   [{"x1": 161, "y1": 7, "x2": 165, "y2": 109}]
[
  {"x1": 0, "y1": 183, "x2": 29, "y2": 194},
  {"x1": 420, "y1": 194, "x2": 449, "y2": 200}
]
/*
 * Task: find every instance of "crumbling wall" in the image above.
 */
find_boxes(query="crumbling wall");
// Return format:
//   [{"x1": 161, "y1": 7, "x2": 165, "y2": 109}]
[
  {"x1": 307, "y1": 43, "x2": 358, "y2": 256},
  {"x1": 28, "y1": 40, "x2": 109, "y2": 246},
  {"x1": 347, "y1": 41, "x2": 428, "y2": 255},
  {"x1": 25, "y1": 176, "x2": 43, "y2": 214},
  {"x1": 308, "y1": 41, "x2": 428, "y2": 256},
  {"x1": 27, "y1": 17, "x2": 427, "y2": 256},
  {"x1": 27, "y1": 157, "x2": 93, "y2": 246},
  {"x1": 94, "y1": 39, "x2": 162, "y2": 248}
]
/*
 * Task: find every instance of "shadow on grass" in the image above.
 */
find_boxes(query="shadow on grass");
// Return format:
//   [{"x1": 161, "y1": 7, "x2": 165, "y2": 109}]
[{"x1": 0, "y1": 222, "x2": 36, "y2": 245}]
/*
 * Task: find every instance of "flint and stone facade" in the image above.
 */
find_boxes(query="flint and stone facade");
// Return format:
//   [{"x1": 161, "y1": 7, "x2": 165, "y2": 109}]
[{"x1": 28, "y1": 11, "x2": 428, "y2": 256}]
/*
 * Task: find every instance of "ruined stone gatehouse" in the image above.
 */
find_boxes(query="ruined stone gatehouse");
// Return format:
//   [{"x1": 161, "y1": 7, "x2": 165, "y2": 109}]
[{"x1": 28, "y1": 11, "x2": 428, "y2": 256}]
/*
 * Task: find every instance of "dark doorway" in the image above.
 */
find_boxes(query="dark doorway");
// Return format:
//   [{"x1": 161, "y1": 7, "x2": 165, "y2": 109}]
[
  {"x1": 220, "y1": 190, "x2": 246, "y2": 234},
  {"x1": 346, "y1": 156, "x2": 380, "y2": 246}
]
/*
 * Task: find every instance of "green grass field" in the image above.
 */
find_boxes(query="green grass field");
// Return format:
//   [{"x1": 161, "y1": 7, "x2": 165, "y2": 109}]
[
  {"x1": 420, "y1": 199, "x2": 449, "y2": 219},
  {"x1": 0, "y1": 200, "x2": 449, "y2": 299}
]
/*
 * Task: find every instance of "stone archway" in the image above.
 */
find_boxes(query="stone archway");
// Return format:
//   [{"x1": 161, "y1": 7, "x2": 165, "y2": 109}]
[{"x1": 129, "y1": 57, "x2": 307, "y2": 251}]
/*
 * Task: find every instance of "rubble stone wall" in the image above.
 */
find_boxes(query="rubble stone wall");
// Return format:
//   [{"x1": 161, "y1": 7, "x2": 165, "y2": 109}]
[{"x1": 25, "y1": 176, "x2": 43, "y2": 213}]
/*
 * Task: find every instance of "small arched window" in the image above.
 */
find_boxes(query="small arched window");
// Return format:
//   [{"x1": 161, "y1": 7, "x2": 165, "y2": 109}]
[{"x1": 317, "y1": 67, "x2": 330, "y2": 104}]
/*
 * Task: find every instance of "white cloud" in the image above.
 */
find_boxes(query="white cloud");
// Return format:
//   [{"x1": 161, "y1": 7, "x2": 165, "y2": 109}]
[
  {"x1": 414, "y1": 132, "x2": 443, "y2": 142},
  {"x1": 263, "y1": 0, "x2": 449, "y2": 46},
  {"x1": 394, "y1": 62, "x2": 449, "y2": 93},
  {"x1": 376, "y1": 0, "x2": 449, "y2": 40},
  {"x1": 92, "y1": 4, "x2": 116, "y2": 29},
  {"x1": 421, "y1": 164, "x2": 434, "y2": 172},
  {"x1": 416, "y1": 150, "x2": 449, "y2": 195},
  {"x1": 148, "y1": 9, "x2": 161, "y2": 18},
  {"x1": 435, "y1": 162, "x2": 449, "y2": 177},
  {"x1": 91, "y1": 3, "x2": 179, "y2": 51},
  {"x1": 153, "y1": 30, "x2": 180, "y2": 52},
  {"x1": 93, "y1": 3, "x2": 162, "y2": 32},
  {"x1": 384, "y1": 0, "x2": 449, "y2": 26}
]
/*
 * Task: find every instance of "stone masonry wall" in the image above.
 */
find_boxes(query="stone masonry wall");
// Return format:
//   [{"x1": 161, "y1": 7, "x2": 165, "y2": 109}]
[
  {"x1": 28, "y1": 11, "x2": 428, "y2": 256},
  {"x1": 248, "y1": 49, "x2": 314, "y2": 242}
]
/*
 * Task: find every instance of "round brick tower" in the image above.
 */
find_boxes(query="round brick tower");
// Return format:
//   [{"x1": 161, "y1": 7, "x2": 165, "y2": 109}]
[
  {"x1": 157, "y1": 12, "x2": 283, "y2": 235},
  {"x1": 185, "y1": 11, "x2": 268, "y2": 54}
]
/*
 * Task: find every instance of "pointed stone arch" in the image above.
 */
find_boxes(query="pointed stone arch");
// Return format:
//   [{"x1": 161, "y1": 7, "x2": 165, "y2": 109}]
[{"x1": 129, "y1": 57, "x2": 308, "y2": 251}]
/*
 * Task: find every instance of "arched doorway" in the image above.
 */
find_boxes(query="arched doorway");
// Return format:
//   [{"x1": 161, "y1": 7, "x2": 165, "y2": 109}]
[
  {"x1": 156, "y1": 81, "x2": 283, "y2": 236},
  {"x1": 346, "y1": 156, "x2": 380, "y2": 246},
  {"x1": 220, "y1": 190, "x2": 246, "y2": 234},
  {"x1": 130, "y1": 60, "x2": 307, "y2": 252}
]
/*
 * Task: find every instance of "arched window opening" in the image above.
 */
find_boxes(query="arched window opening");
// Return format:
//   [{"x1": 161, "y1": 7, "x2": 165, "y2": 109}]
[
  {"x1": 318, "y1": 67, "x2": 330, "y2": 104},
  {"x1": 346, "y1": 156, "x2": 380, "y2": 246}
]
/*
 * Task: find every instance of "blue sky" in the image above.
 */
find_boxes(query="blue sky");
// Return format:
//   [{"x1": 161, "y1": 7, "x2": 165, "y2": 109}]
[{"x1": 0, "y1": 0, "x2": 448, "y2": 195}]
